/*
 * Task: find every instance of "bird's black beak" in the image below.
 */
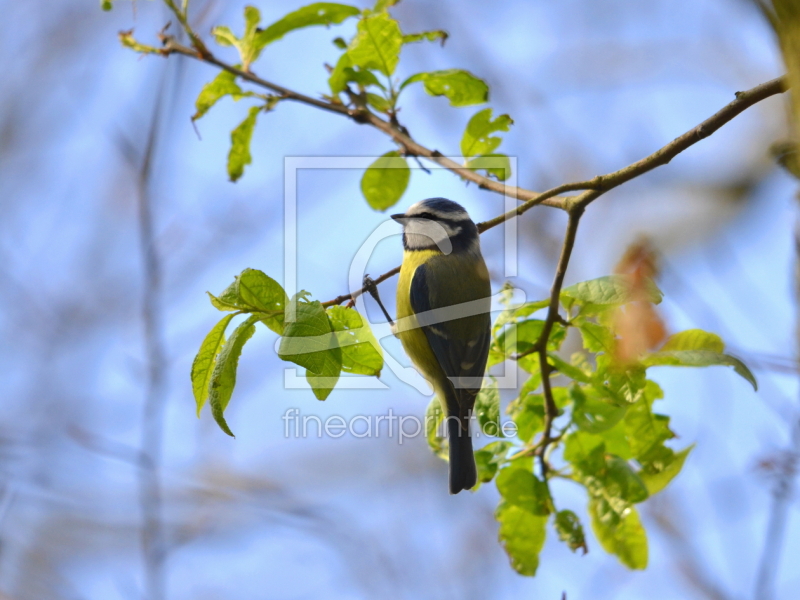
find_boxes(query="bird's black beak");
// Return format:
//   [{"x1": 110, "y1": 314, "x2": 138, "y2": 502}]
[{"x1": 391, "y1": 213, "x2": 407, "y2": 222}]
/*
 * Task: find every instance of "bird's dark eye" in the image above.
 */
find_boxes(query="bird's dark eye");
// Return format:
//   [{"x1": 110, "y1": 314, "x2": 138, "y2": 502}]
[{"x1": 414, "y1": 211, "x2": 441, "y2": 221}]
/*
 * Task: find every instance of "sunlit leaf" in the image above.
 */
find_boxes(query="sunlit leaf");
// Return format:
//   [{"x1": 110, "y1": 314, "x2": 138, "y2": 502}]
[
  {"x1": 212, "y1": 6, "x2": 263, "y2": 70},
  {"x1": 278, "y1": 301, "x2": 342, "y2": 400},
  {"x1": 193, "y1": 69, "x2": 256, "y2": 121},
  {"x1": 496, "y1": 502, "x2": 548, "y2": 576},
  {"x1": 228, "y1": 105, "x2": 260, "y2": 182},
  {"x1": 402, "y1": 30, "x2": 448, "y2": 45},
  {"x1": 562, "y1": 275, "x2": 663, "y2": 306},
  {"x1": 642, "y1": 350, "x2": 757, "y2": 390},
  {"x1": 589, "y1": 498, "x2": 648, "y2": 570},
  {"x1": 425, "y1": 396, "x2": 447, "y2": 459},
  {"x1": 638, "y1": 445, "x2": 693, "y2": 495},
  {"x1": 255, "y1": 3, "x2": 360, "y2": 47},
  {"x1": 208, "y1": 315, "x2": 259, "y2": 436},
  {"x1": 465, "y1": 154, "x2": 512, "y2": 181},
  {"x1": 461, "y1": 108, "x2": 513, "y2": 157},
  {"x1": 361, "y1": 151, "x2": 410, "y2": 210},
  {"x1": 192, "y1": 314, "x2": 235, "y2": 416},
  {"x1": 327, "y1": 305, "x2": 383, "y2": 376},
  {"x1": 496, "y1": 467, "x2": 553, "y2": 515},
  {"x1": 401, "y1": 69, "x2": 489, "y2": 106},
  {"x1": 660, "y1": 329, "x2": 724, "y2": 352},
  {"x1": 571, "y1": 385, "x2": 627, "y2": 434},
  {"x1": 474, "y1": 377, "x2": 502, "y2": 437},
  {"x1": 474, "y1": 440, "x2": 512, "y2": 483},
  {"x1": 347, "y1": 11, "x2": 403, "y2": 76}
]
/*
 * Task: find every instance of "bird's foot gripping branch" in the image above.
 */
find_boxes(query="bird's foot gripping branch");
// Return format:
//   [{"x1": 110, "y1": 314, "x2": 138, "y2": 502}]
[{"x1": 192, "y1": 263, "x2": 756, "y2": 575}]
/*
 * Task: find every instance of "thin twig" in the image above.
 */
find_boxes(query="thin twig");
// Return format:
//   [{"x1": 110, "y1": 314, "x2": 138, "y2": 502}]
[{"x1": 533, "y1": 208, "x2": 583, "y2": 477}]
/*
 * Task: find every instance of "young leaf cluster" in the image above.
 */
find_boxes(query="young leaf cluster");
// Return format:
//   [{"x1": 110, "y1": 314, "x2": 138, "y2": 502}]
[
  {"x1": 434, "y1": 275, "x2": 755, "y2": 575},
  {"x1": 192, "y1": 269, "x2": 383, "y2": 435}
]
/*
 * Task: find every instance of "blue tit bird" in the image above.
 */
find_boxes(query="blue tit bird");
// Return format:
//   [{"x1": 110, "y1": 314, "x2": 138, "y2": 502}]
[{"x1": 391, "y1": 198, "x2": 492, "y2": 494}]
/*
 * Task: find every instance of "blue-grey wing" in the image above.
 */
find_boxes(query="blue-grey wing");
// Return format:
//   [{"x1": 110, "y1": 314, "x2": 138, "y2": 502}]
[{"x1": 409, "y1": 262, "x2": 491, "y2": 416}]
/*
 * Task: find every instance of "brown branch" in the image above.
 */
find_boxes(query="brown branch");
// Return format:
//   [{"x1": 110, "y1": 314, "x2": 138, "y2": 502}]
[
  {"x1": 532, "y1": 208, "x2": 583, "y2": 477},
  {"x1": 151, "y1": 31, "x2": 786, "y2": 338}
]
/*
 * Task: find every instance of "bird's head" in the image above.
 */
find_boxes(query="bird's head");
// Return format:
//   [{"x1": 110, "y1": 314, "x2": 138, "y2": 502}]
[{"x1": 391, "y1": 198, "x2": 479, "y2": 254}]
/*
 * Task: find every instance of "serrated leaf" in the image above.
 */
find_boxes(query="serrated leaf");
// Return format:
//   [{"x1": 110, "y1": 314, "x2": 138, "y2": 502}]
[
  {"x1": 642, "y1": 350, "x2": 757, "y2": 390},
  {"x1": 562, "y1": 275, "x2": 663, "y2": 306},
  {"x1": 660, "y1": 329, "x2": 724, "y2": 353},
  {"x1": 555, "y1": 510, "x2": 588, "y2": 554},
  {"x1": 474, "y1": 440, "x2": 512, "y2": 483},
  {"x1": 326, "y1": 305, "x2": 383, "y2": 376},
  {"x1": 496, "y1": 503, "x2": 548, "y2": 576},
  {"x1": 361, "y1": 151, "x2": 410, "y2": 210},
  {"x1": 496, "y1": 468, "x2": 553, "y2": 515},
  {"x1": 425, "y1": 396, "x2": 447, "y2": 459},
  {"x1": 255, "y1": 3, "x2": 360, "y2": 47},
  {"x1": 461, "y1": 108, "x2": 513, "y2": 157},
  {"x1": 474, "y1": 377, "x2": 502, "y2": 436},
  {"x1": 228, "y1": 105, "x2": 260, "y2": 182},
  {"x1": 279, "y1": 301, "x2": 342, "y2": 400},
  {"x1": 589, "y1": 498, "x2": 648, "y2": 570},
  {"x1": 401, "y1": 69, "x2": 489, "y2": 107},
  {"x1": 192, "y1": 314, "x2": 236, "y2": 416},
  {"x1": 208, "y1": 315, "x2": 259, "y2": 436},
  {"x1": 347, "y1": 11, "x2": 403, "y2": 76},
  {"x1": 193, "y1": 70, "x2": 252, "y2": 121},
  {"x1": 402, "y1": 30, "x2": 448, "y2": 45}
]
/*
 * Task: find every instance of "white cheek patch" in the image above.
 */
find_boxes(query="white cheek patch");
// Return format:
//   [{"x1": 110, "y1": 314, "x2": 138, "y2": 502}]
[{"x1": 405, "y1": 219, "x2": 454, "y2": 253}]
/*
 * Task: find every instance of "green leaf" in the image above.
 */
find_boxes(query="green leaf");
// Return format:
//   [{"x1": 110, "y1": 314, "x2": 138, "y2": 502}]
[
  {"x1": 589, "y1": 498, "x2": 648, "y2": 570},
  {"x1": 660, "y1": 329, "x2": 724, "y2": 352},
  {"x1": 347, "y1": 11, "x2": 403, "y2": 76},
  {"x1": 373, "y1": 0, "x2": 400, "y2": 10},
  {"x1": 623, "y1": 397, "x2": 674, "y2": 462},
  {"x1": 604, "y1": 456, "x2": 649, "y2": 503},
  {"x1": 561, "y1": 275, "x2": 663, "y2": 306},
  {"x1": 255, "y1": 3, "x2": 360, "y2": 47},
  {"x1": 465, "y1": 154, "x2": 512, "y2": 181},
  {"x1": 461, "y1": 108, "x2": 513, "y2": 157},
  {"x1": 474, "y1": 377, "x2": 502, "y2": 437},
  {"x1": 366, "y1": 92, "x2": 392, "y2": 112},
  {"x1": 496, "y1": 503, "x2": 548, "y2": 576},
  {"x1": 642, "y1": 350, "x2": 757, "y2": 391},
  {"x1": 328, "y1": 53, "x2": 387, "y2": 95},
  {"x1": 192, "y1": 314, "x2": 236, "y2": 416},
  {"x1": 547, "y1": 352, "x2": 592, "y2": 384},
  {"x1": 118, "y1": 31, "x2": 162, "y2": 54},
  {"x1": 101, "y1": 0, "x2": 113, "y2": 10},
  {"x1": 361, "y1": 151, "x2": 410, "y2": 210},
  {"x1": 496, "y1": 319, "x2": 544, "y2": 357},
  {"x1": 425, "y1": 396, "x2": 447, "y2": 459},
  {"x1": 278, "y1": 301, "x2": 342, "y2": 400},
  {"x1": 474, "y1": 440, "x2": 512, "y2": 483},
  {"x1": 496, "y1": 468, "x2": 553, "y2": 515},
  {"x1": 228, "y1": 105, "x2": 260, "y2": 182},
  {"x1": 193, "y1": 70, "x2": 249, "y2": 121},
  {"x1": 578, "y1": 320, "x2": 616, "y2": 353},
  {"x1": 638, "y1": 445, "x2": 693, "y2": 495},
  {"x1": 207, "y1": 269, "x2": 287, "y2": 332},
  {"x1": 208, "y1": 315, "x2": 259, "y2": 436},
  {"x1": 571, "y1": 385, "x2": 627, "y2": 434},
  {"x1": 555, "y1": 510, "x2": 588, "y2": 554},
  {"x1": 402, "y1": 30, "x2": 448, "y2": 45},
  {"x1": 326, "y1": 305, "x2": 383, "y2": 376},
  {"x1": 238, "y1": 269, "x2": 287, "y2": 333},
  {"x1": 401, "y1": 69, "x2": 489, "y2": 107},
  {"x1": 212, "y1": 6, "x2": 263, "y2": 70}
]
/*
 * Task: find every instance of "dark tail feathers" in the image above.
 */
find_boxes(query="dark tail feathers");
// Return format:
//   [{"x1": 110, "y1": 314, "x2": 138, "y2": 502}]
[{"x1": 447, "y1": 416, "x2": 477, "y2": 494}]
